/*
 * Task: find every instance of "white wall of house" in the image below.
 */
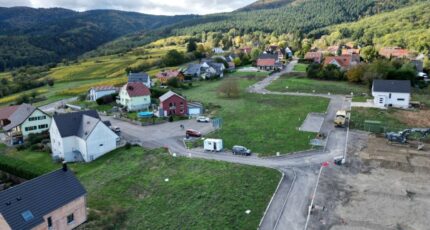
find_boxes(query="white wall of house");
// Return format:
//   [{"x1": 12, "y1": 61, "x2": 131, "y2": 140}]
[
  {"x1": 118, "y1": 88, "x2": 151, "y2": 111},
  {"x1": 84, "y1": 122, "x2": 118, "y2": 162},
  {"x1": 372, "y1": 91, "x2": 410, "y2": 108},
  {"x1": 89, "y1": 89, "x2": 116, "y2": 101},
  {"x1": 21, "y1": 109, "x2": 51, "y2": 137}
]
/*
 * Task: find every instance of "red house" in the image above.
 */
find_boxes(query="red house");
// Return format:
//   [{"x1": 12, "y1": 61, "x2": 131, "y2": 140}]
[{"x1": 159, "y1": 91, "x2": 188, "y2": 116}]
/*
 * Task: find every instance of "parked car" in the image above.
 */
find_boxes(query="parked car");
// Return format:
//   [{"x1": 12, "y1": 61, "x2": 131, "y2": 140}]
[
  {"x1": 111, "y1": 126, "x2": 121, "y2": 134},
  {"x1": 186, "y1": 129, "x2": 202, "y2": 137},
  {"x1": 232, "y1": 145, "x2": 251, "y2": 156},
  {"x1": 197, "y1": 116, "x2": 210, "y2": 123}
]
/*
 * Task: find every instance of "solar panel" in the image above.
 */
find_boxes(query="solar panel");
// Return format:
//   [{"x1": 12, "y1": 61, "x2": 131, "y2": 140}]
[{"x1": 21, "y1": 210, "x2": 34, "y2": 222}]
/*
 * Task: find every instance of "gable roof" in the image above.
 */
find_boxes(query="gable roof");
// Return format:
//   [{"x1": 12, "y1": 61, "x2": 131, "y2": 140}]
[
  {"x1": 90, "y1": 86, "x2": 117, "y2": 92},
  {"x1": 159, "y1": 91, "x2": 185, "y2": 102},
  {"x1": 123, "y1": 82, "x2": 150, "y2": 97},
  {"x1": 372, "y1": 80, "x2": 411, "y2": 93},
  {"x1": 0, "y1": 105, "x2": 20, "y2": 120},
  {"x1": 304, "y1": 52, "x2": 323, "y2": 63},
  {"x1": 52, "y1": 110, "x2": 100, "y2": 139},
  {"x1": 2, "y1": 104, "x2": 37, "y2": 131},
  {"x1": 324, "y1": 55, "x2": 353, "y2": 69},
  {"x1": 184, "y1": 64, "x2": 201, "y2": 75},
  {"x1": 156, "y1": 70, "x2": 180, "y2": 79},
  {"x1": 258, "y1": 53, "x2": 278, "y2": 60},
  {"x1": 0, "y1": 168, "x2": 86, "y2": 230},
  {"x1": 379, "y1": 47, "x2": 410, "y2": 58},
  {"x1": 128, "y1": 72, "x2": 149, "y2": 83}
]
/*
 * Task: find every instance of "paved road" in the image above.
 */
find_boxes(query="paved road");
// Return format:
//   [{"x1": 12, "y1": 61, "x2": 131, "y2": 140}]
[
  {"x1": 40, "y1": 97, "x2": 78, "y2": 113},
  {"x1": 100, "y1": 61, "x2": 350, "y2": 230}
]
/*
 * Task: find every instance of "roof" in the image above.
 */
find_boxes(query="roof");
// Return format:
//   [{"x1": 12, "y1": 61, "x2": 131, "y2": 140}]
[
  {"x1": 188, "y1": 101, "x2": 203, "y2": 108},
  {"x1": 128, "y1": 72, "x2": 149, "y2": 83},
  {"x1": 2, "y1": 104, "x2": 37, "y2": 131},
  {"x1": 0, "y1": 105, "x2": 20, "y2": 120},
  {"x1": 0, "y1": 168, "x2": 86, "y2": 230},
  {"x1": 207, "y1": 62, "x2": 224, "y2": 74},
  {"x1": 52, "y1": 110, "x2": 101, "y2": 139},
  {"x1": 90, "y1": 86, "x2": 117, "y2": 92},
  {"x1": 372, "y1": 80, "x2": 411, "y2": 93},
  {"x1": 327, "y1": 45, "x2": 339, "y2": 53},
  {"x1": 379, "y1": 47, "x2": 410, "y2": 58},
  {"x1": 324, "y1": 55, "x2": 353, "y2": 69},
  {"x1": 159, "y1": 91, "x2": 185, "y2": 102},
  {"x1": 257, "y1": 58, "x2": 276, "y2": 67},
  {"x1": 124, "y1": 82, "x2": 150, "y2": 97},
  {"x1": 304, "y1": 52, "x2": 323, "y2": 62},
  {"x1": 156, "y1": 70, "x2": 180, "y2": 79},
  {"x1": 258, "y1": 53, "x2": 278, "y2": 60},
  {"x1": 184, "y1": 64, "x2": 201, "y2": 75}
]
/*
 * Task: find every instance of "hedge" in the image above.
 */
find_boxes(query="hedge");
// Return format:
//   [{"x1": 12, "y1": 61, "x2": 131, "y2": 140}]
[{"x1": 0, "y1": 155, "x2": 48, "y2": 179}]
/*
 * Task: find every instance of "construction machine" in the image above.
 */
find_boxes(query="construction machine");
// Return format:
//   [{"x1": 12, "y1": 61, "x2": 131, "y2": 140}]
[
  {"x1": 385, "y1": 128, "x2": 430, "y2": 144},
  {"x1": 334, "y1": 110, "x2": 348, "y2": 127}
]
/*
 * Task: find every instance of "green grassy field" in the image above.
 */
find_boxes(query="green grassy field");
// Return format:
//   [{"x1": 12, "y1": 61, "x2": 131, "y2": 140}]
[
  {"x1": 3, "y1": 146, "x2": 280, "y2": 229},
  {"x1": 292, "y1": 63, "x2": 308, "y2": 72},
  {"x1": 350, "y1": 107, "x2": 407, "y2": 132},
  {"x1": 180, "y1": 75, "x2": 329, "y2": 155},
  {"x1": 267, "y1": 75, "x2": 369, "y2": 96},
  {"x1": 228, "y1": 70, "x2": 270, "y2": 77}
]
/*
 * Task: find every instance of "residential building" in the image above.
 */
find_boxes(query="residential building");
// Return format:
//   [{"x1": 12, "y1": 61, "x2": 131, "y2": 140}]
[
  {"x1": 285, "y1": 47, "x2": 293, "y2": 58},
  {"x1": 326, "y1": 45, "x2": 340, "y2": 55},
  {"x1": 0, "y1": 104, "x2": 51, "y2": 145},
  {"x1": 304, "y1": 51, "x2": 323, "y2": 63},
  {"x1": 240, "y1": 47, "x2": 252, "y2": 54},
  {"x1": 379, "y1": 47, "x2": 411, "y2": 59},
  {"x1": 155, "y1": 70, "x2": 184, "y2": 85},
  {"x1": 212, "y1": 47, "x2": 224, "y2": 54},
  {"x1": 88, "y1": 86, "x2": 117, "y2": 101},
  {"x1": 0, "y1": 165, "x2": 87, "y2": 230},
  {"x1": 118, "y1": 82, "x2": 151, "y2": 111},
  {"x1": 256, "y1": 53, "x2": 281, "y2": 71},
  {"x1": 323, "y1": 54, "x2": 360, "y2": 70},
  {"x1": 183, "y1": 64, "x2": 202, "y2": 79},
  {"x1": 159, "y1": 91, "x2": 188, "y2": 117},
  {"x1": 201, "y1": 61, "x2": 225, "y2": 79},
  {"x1": 372, "y1": 80, "x2": 411, "y2": 109},
  {"x1": 128, "y1": 72, "x2": 152, "y2": 88},
  {"x1": 50, "y1": 110, "x2": 119, "y2": 162}
]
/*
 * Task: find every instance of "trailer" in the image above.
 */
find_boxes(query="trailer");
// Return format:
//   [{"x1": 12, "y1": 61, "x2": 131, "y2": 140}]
[{"x1": 204, "y1": 139, "x2": 223, "y2": 152}]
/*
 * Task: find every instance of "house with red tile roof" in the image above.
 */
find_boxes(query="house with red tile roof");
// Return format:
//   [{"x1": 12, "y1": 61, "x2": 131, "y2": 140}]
[
  {"x1": 118, "y1": 82, "x2": 151, "y2": 111},
  {"x1": 323, "y1": 54, "x2": 360, "y2": 70},
  {"x1": 379, "y1": 47, "x2": 411, "y2": 59},
  {"x1": 256, "y1": 53, "x2": 282, "y2": 70},
  {"x1": 304, "y1": 51, "x2": 323, "y2": 63},
  {"x1": 155, "y1": 70, "x2": 184, "y2": 85}
]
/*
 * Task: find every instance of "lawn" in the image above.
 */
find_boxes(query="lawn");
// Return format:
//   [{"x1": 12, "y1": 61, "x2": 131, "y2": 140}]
[
  {"x1": 180, "y1": 75, "x2": 330, "y2": 155},
  {"x1": 227, "y1": 70, "x2": 270, "y2": 78},
  {"x1": 292, "y1": 63, "x2": 308, "y2": 72},
  {"x1": 70, "y1": 100, "x2": 115, "y2": 112},
  {"x1": 350, "y1": 107, "x2": 408, "y2": 132},
  {"x1": 3, "y1": 146, "x2": 280, "y2": 229},
  {"x1": 267, "y1": 74, "x2": 369, "y2": 96}
]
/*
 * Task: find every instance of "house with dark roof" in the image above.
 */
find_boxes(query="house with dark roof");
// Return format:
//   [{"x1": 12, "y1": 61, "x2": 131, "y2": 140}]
[
  {"x1": 256, "y1": 53, "x2": 281, "y2": 71},
  {"x1": 0, "y1": 104, "x2": 51, "y2": 145},
  {"x1": 159, "y1": 91, "x2": 188, "y2": 117},
  {"x1": 88, "y1": 85, "x2": 118, "y2": 101},
  {"x1": 183, "y1": 64, "x2": 202, "y2": 79},
  {"x1": 372, "y1": 80, "x2": 411, "y2": 109},
  {"x1": 128, "y1": 72, "x2": 152, "y2": 88},
  {"x1": 118, "y1": 82, "x2": 151, "y2": 111},
  {"x1": 49, "y1": 110, "x2": 118, "y2": 162},
  {"x1": 0, "y1": 165, "x2": 87, "y2": 230}
]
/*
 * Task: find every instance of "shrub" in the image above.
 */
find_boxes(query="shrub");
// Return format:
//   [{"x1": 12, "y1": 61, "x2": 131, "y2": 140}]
[
  {"x1": 0, "y1": 155, "x2": 48, "y2": 179},
  {"x1": 96, "y1": 93, "x2": 117, "y2": 105},
  {"x1": 125, "y1": 143, "x2": 131, "y2": 149}
]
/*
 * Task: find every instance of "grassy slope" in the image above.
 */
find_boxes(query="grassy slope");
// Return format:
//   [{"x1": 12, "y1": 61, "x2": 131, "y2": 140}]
[
  {"x1": 267, "y1": 75, "x2": 369, "y2": 95},
  {"x1": 181, "y1": 75, "x2": 329, "y2": 155},
  {"x1": 292, "y1": 63, "x2": 308, "y2": 72},
  {"x1": 4, "y1": 146, "x2": 280, "y2": 229}
]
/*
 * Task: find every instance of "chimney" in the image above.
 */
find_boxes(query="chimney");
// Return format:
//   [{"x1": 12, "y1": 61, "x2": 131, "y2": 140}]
[{"x1": 62, "y1": 161, "x2": 68, "y2": 172}]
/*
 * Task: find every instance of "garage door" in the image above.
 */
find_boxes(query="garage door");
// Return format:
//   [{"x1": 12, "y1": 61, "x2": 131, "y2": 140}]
[{"x1": 188, "y1": 108, "x2": 201, "y2": 115}]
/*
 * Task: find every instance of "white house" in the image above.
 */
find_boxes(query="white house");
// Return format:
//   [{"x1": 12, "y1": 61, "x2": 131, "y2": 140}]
[
  {"x1": 118, "y1": 82, "x2": 151, "y2": 111},
  {"x1": 0, "y1": 104, "x2": 51, "y2": 145},
  {"x1": 128, "y1": 72, "x2": 152, "y2": 88},
  {"x1": 212, "y1": 47, "x2": 224, "y2": 54},
  {"x1": 372, "y1": 80, "x2": 411, "y2": 109},
  {"x1": 49, "y1": 110, "x2": 118, "y2": 163},
  {"x1": 88, "y1": 86, "x2": 117, "y2": 101}
]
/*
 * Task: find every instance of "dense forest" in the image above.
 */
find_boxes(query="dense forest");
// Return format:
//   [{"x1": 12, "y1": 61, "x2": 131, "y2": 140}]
[
  {"x1": 0, "y1": 7, "x2": 196, "y2": 71},
  {"x1": 313, "y1": 2, "x2": 430, "y2": 54}
]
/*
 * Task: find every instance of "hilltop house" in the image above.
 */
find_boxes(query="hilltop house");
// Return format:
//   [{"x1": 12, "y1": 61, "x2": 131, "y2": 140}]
[
  {"x1": 326, "y1": 45, "x2": 340, "y2": 55},
  {"x1": 323, "y1": 54, "x2": 360, "y2": 70},
  {"x1": 0, "y1": 104, "x2": 51, "y2": 145},
  {"x1": 256, "y1": 53, "x2": 281, "y2": 71},
  {"x1": 159, "y1": 91, "x2": 188, "y2": 117},
  {"x1": 212, "y1": 47, "x2": 224, "y2": 54},
  {"x1": 304, "y1": 52, "x2": 323, "y2": 63},
  {"x1": 156, "y1": 70, "x2": 184, "y2": 85},
  {"x1": 50, "y1": 110, "x2": 119, "y2": 162},
  {"x1": 0, "y1": 165, "x2": 87, "y2": 230},
  {"x1": 128, "y1": 72, "x2": 152, "y2": 88},
  {"x1": 372, "y1": 80, "x2": 411, "y2": 109},
  {"x1": 88, "y1": 86, "x2": 118, "y2": 101},
  {"x1": 379, "y1": 47, "x2": 411, "y2": 59},
  {"x1": 118, "y1": 82, "x2": 151, "y2": 111},
  {"x1": 183, "y1": 64, "x2": 202, "y2": 79}
]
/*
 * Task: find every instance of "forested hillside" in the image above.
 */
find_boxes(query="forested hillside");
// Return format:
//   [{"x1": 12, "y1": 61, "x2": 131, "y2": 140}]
[
  {"x1": 237, "y1": 0, "x2": 295, "y2": 11},
  {"x1": 314, "y1": 2, "x2": 430, "y2": 54},
  {"x1": 0, "y1": 7, "x2": 196, "y2": 71}
]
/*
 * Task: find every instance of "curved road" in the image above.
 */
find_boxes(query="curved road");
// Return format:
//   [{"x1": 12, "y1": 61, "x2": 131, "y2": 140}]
[{"x1": 102, "y1": 60, "x2": 351, "y2": 230}]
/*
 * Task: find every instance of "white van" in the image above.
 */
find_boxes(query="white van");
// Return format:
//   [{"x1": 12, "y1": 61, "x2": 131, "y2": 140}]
[{"x1": 203, "y1": 139, "x2": 223, "y2": 152}]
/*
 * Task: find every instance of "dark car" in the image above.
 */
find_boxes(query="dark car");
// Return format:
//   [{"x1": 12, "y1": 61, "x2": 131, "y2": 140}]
[
  {"x1": 186, "y1": 129, "x2": 202, "y2": 138},
  {"x1": 232, "y1": 145, "x2": 251, "y2": 156}
]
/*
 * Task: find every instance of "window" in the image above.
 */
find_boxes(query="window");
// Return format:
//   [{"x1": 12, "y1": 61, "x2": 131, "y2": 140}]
[
  {"x1": 47, "y1": 217, "x2": 52, "y2": 228},
  {"x1": 38, "y1": 124, "x2": 48, "y2": 129},
  {"x1": 99, "y1": 144, "x2": 104, "y2": 147},
  {"x1": 21, "y1": 210, "x2": 34, "y2": 222},
  {"x1": 397, "y1": 98, "x2": 405, "y2": 101},
  {"x1": 389, "y1": 93, "x2": 392, "y2": 99},
  {"x1": 24, "y1": 126, "x2": 37, "y2": 131},
  {"x1": 67, "y1": 214, "x2": 74, "y2": 224}
]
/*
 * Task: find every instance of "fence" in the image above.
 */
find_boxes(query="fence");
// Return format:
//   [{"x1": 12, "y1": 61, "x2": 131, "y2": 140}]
[{"x1": 350, "y1": 120, "x2": 405, "y2": 134}]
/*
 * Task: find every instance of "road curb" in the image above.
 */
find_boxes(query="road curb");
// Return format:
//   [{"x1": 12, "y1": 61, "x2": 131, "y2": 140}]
[
  {"x1": 258, "y1": 169, "x2": 285, "y2": 230},
  {"x1": 273, "y1": 168, "x2": 297, "y2": 230}
]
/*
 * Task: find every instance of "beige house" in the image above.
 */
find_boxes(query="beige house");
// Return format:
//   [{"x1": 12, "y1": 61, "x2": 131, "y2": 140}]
[
  {"x1": 0, "y1": 104, "x2": 51, "y2": 145},
  {"x1": 118, "y1": 82, "x2": 151, "y2": 111},
  {"x1": 0, "y1": 164, "x2": 87, "y2": 230}
]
